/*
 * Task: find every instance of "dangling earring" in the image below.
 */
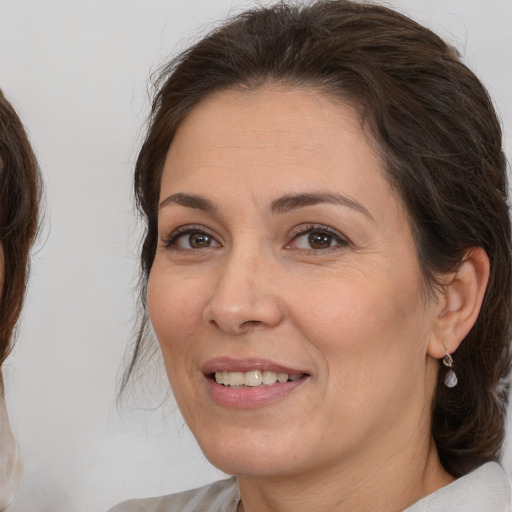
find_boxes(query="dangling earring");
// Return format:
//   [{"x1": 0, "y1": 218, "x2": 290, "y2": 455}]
[{"x1": 441, "y1": 342, "x2": 458, "y2": 388}]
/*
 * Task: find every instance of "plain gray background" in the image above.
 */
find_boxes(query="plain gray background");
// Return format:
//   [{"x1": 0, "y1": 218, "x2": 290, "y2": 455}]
[{"x1": 1, "y1": 1, "x2": 511, "y2": 511}]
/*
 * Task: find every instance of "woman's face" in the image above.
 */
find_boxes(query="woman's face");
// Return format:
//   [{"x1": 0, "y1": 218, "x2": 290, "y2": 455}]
[{"x1": 148, "y1": 86, "x2": 441, "y2": 479}]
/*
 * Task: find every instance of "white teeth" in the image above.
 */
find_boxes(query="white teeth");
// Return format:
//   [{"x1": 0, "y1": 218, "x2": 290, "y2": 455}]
[
  {"x1": 262, "y1": 370, "x2": 277, "y2": 385},
  {"x1": 215, "y1": 371, "x2": 227, "y2": 384},
  {"x1": 214, "y1": 370, "x2": 303, "y2": 387},
  {"x1": 243, "y1": 371, "x2": 263, "y2": 387},
  {"x1": 226, "y1": 372, "x2": 244, "y2": 387}
]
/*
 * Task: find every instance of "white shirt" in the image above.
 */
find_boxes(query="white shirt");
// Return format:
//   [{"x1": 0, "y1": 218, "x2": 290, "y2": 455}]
[
  {"x1": 108, "y1": 461, "x2": 511, "y2": 512},
  {"x1": 0, "y1": 371, "x2": 22, "y2": 512}
]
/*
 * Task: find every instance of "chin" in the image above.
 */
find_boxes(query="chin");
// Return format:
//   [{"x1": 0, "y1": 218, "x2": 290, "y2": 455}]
[
  {"x1": 192, "y1": 424, "x2": 326, "y2": 479},
  {"x1": 203, "y1": 448, "x2": 300, "y2": 478}
]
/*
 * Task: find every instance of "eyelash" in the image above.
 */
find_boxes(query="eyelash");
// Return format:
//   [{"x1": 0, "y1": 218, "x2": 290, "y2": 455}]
[{"x1": 161, "y1": 224, "x2": 350, "y2": 252}]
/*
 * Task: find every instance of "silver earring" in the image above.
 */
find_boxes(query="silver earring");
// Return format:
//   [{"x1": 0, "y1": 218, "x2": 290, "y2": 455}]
[{"x1": 441, "y1": 342, "x2": 457, "y2": 388}]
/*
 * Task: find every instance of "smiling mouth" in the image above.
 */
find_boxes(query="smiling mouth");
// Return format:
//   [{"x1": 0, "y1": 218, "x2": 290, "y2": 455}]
[{"x1": 214, "y1": 370, "x2": 306, "y2": 388}]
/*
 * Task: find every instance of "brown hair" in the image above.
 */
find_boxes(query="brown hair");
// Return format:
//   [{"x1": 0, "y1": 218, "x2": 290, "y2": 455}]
[
  {"x1": 125, "y1": 1, "x2": 511, "y2": 477},
  {"x1": 0, "y1": 89, "x2": 41, "y2": 364}
]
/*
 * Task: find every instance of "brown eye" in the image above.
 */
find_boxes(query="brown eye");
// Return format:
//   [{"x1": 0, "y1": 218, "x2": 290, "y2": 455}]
[
  {"x1": 188, "y1": 233, "x2": 212, "y2": 248},
  {"x1": 289, "y1": 226, "x2": 349, "y2": 251},
  {"x1": 294, "y1": 231, "x2": 335, "y2": 250},
  {"x1": 171, "y1": 230, "x2": 221, "y2": 250},
  {"x1": 308, "y1": 233, "x2": 333, "y2": 249}
]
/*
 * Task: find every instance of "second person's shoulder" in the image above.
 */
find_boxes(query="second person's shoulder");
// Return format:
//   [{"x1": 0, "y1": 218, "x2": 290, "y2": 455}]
[{"x1": 107, "y1": 477, "x2": 239, "y2": 512}]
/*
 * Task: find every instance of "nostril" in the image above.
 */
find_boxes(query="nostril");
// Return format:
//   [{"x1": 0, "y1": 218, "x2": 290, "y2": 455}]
[
  {"x1": 240, "y1": 320, "x2": 262, "y2": 328},
  {"x1": 207, "y1": 318, "x2": 220, "y2": 328}
]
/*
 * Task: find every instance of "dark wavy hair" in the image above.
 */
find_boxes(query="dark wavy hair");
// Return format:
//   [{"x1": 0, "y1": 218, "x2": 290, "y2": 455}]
[
  {"x1": 124, "y1": 0, "x2": 511, "y2": 477},
  {"x1": 0, "y1": 89, "x2": 41, "y2": 365}
]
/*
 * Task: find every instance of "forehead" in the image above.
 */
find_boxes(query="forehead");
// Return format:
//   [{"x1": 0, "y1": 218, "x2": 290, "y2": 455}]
[
  {"x1": 173, "y1": 85, "x2": 365, "y2": 145},
  {"x1": 161, "y1": 85, "x2": 386, "y2": 197}
]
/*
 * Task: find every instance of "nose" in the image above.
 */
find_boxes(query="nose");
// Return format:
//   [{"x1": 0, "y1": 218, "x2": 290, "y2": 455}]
[{"x1": 202, "y1": 248, "x2": 283, "y2": 335}]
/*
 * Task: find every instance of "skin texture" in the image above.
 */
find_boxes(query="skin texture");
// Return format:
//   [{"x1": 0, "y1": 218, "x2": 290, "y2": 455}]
[{"x1": 147, "y1": 86, "x2": 488, "y2": 512}]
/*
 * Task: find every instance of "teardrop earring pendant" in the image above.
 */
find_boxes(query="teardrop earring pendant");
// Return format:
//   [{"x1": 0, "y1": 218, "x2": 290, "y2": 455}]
[{"x1": 442, "y1": 343, "x2": 458, "y2": 388}]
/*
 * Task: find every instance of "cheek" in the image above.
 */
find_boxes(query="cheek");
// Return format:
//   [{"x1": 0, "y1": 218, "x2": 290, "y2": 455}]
[
  {"x1": 291, "y1": 262, "x2": 431, "y2": 378},
  {"x1": 146, "y1": 267, "x2": 210, "y2": 419},
  {"x1": 147, "y1": 267, "x2": 205, "y2": 364},
  {"x1": 299, "y1": 277, "x2": 432, "y2": 432}
]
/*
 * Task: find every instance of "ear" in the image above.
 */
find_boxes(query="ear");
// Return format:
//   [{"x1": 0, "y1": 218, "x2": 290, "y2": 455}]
[{"x1": 427, "y1": 247, "x2": 490, "y2": 359}]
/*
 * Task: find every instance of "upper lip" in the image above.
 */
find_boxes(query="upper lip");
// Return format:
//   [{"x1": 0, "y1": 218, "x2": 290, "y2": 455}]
[{"x1": 202, "y1": 357, "x2": 308, "y2": 376}]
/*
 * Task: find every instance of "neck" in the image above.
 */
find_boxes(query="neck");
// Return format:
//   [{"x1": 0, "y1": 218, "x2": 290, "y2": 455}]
[{"x1": 236, "y1": 431, "x2": 453, "y2": 512}]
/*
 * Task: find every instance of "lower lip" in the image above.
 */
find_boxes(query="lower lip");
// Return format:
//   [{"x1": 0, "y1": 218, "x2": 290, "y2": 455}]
[{"x1": 205, "y1": 376, "x2": 308, "y2": 408}]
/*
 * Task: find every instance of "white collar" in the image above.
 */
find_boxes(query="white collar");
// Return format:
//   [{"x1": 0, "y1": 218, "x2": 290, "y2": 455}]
[{"x1": 404, "y1": 462, "x2": 511, "y2": 512}]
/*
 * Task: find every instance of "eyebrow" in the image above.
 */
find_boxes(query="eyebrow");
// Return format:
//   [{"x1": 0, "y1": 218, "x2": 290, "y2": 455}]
[
  {"x1": 159, "y1": 191, "x2": 373, "y2": 221},
  {"x1": 159, "y1": 193, "x2": 217, "y2": 213},
  {"x1": 271, "y1": 192, "x2": 374, "y2": 220}
]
